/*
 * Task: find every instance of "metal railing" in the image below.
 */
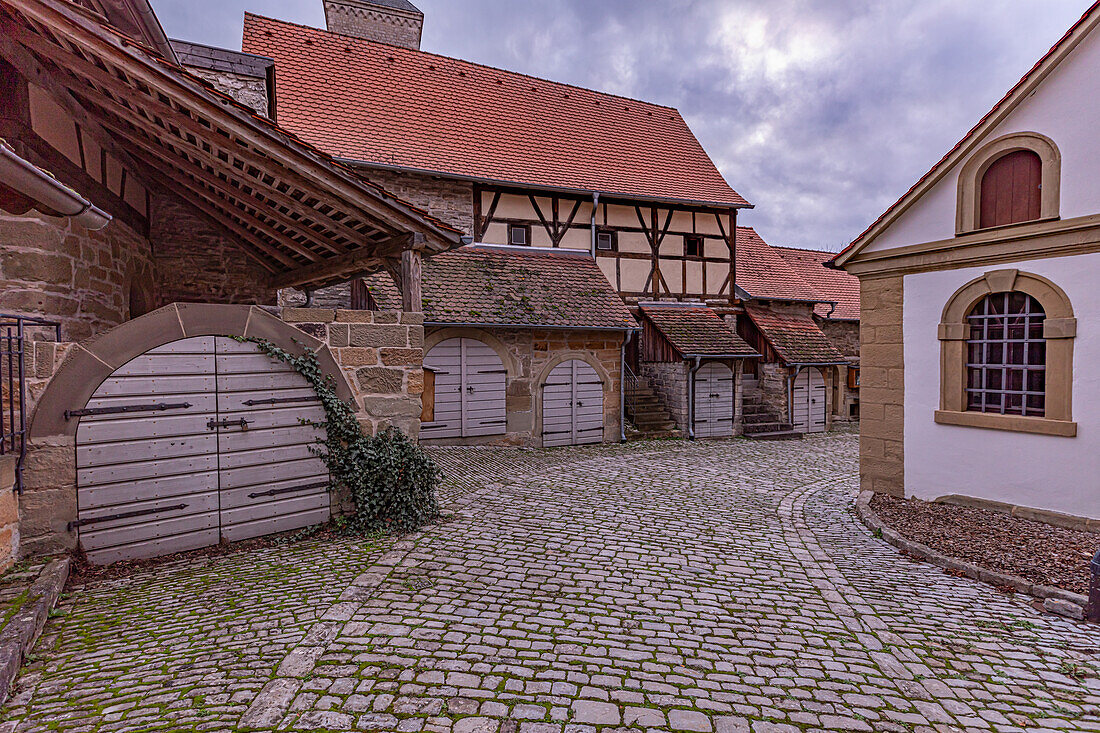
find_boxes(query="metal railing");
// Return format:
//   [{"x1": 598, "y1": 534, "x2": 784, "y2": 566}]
[
  {"x1": 623, "y1": 361, "x2": 640, "y2": 424},
  {"x1": 0, "y1": 314, "x2": 61, "y2": 495}
]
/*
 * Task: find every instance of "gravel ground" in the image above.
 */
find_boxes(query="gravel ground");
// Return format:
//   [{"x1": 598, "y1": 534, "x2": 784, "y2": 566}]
[{"x1": 871, "y1": 493, "x2": 1096, "y2": 595}]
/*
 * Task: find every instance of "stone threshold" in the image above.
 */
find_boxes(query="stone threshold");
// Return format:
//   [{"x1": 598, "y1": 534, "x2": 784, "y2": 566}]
[
  {"x1": 855, "y1": 490, "x2": 1089, "y2": 621},
  {"x1": 0, "y1": 558, "x2": 70, "y2": 707}
]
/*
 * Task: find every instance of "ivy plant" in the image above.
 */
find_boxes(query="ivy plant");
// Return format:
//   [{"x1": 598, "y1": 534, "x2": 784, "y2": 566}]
[{"x1": 243, "y1": 337, "x2": 440, "y2": 534}]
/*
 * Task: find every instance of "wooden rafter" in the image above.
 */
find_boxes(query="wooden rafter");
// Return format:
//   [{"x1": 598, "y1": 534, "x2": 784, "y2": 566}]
[{"x1": 271, "y1": 233, "x2": 423, "y2": 289}]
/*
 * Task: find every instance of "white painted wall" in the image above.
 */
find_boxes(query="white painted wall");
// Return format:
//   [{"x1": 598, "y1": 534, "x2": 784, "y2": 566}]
[
  {"x1": 903, "y1": 252, "x2": 1100, "y2": 518},
  {"x1": 863, "y1": 30, "x2": 1100, "y2": 253}
]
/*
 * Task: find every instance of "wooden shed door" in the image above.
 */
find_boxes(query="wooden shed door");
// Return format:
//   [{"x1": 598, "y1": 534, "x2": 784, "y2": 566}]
[
  {"x1": 75, "y1": 336, "x2": 329, "y2": 564},
  {"x1": 693, "y1": 362, "x2": 734, "y2": 438},
  {"x1": 542, "y1": 360, "x2": 604, "y2": 447},
  {"x1": 421, "y1": 338, "x2": 506, "y2": 439},
  {"x1": 792, "y1": 368, "x2": 826, "y2": 434}
]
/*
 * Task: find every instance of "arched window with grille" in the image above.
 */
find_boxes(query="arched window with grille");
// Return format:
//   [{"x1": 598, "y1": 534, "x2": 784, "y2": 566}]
[
  {"x1": 965, "y1": 291, "x2": 1045, "y2": 416},
  {"x1": 937, "y1": 269, "x2": 1076, "y2": 436}
]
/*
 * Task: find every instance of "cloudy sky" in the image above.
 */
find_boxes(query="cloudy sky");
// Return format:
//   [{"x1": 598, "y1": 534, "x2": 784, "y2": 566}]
[{"x1": 160, "y1": 0, "x2": 1089, "y2": 251}]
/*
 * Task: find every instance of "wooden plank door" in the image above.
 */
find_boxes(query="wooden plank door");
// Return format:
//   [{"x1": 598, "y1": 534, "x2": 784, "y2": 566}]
[
  {"x1": 213, "y1": 337, "x2": 330, "y2": 542},
  {"x1": 459, "y1": 339, "x2": 507, "y2": 437},
  {"x1": 694, "y1": 362, "x2": 733, "y2": 438},
  {"x1": 792, "y1": 368, "x2": 826, "y2": 434},
  {"x1": 543, "y1": 360, "x2": 604, "y2": 447},
  {"x1": 75, "y1": 336, "x2": 221, "y2": 564},
  {"x1": 421, "y1": 338, "x2": 463, "y2": 439}
]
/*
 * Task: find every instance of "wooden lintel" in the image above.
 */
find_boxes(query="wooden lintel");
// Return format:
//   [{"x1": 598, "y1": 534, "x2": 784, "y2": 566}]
[{"x1": 270, "y1": 232, "x2": 423, "y2": 290}]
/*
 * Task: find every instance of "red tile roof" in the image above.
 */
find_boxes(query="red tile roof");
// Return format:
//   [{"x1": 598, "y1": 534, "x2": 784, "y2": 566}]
[
  {"x1": 364, "y1": 245, "x2": 637, "y2": 329},
  {"x1": 242, "y1": 14, "x2": 749, "y2": 208},
  {"x1": 640, "y1": 305, "x2": 757, "y2": 358},
  {"x1": 773, "y1": 247, "x2": 860, "y2": 321},
  {"x1": 735, "y1": 227, "x2": 825, "y2": 303},
  {"x1": 743, "y1": 304, "x2": 846, "y2": 365}
]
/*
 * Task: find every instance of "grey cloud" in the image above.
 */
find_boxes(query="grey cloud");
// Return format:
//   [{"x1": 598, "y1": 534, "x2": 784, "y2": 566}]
[{"x1": 158, "y1": 0, "x2": 1090, "y2": 250}]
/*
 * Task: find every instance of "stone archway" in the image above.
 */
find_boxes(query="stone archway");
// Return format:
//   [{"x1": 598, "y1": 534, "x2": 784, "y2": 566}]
[{"x1": 31, "y1": 303, "x2": 355, "y2": 440}]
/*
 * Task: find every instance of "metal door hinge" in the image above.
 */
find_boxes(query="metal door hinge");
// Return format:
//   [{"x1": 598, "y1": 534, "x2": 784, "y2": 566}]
[
  {"x1": 248, "y1": 480, "x2": 329, "y2": 499},
  {"x1": 69, "y1": 503, "x2": 187, "y2": 531},
  {"x1": 65, "y1": 402, "x2": 192, "y2": 420}
]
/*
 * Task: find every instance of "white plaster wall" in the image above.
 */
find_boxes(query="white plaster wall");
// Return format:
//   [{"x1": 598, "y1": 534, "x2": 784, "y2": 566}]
[
  {"x1": 903, "y1": 252, "x2": 1100, "y2": 518},
  {"x1": 863, "y1": 31, "x2": 1100, "y2": 253}
]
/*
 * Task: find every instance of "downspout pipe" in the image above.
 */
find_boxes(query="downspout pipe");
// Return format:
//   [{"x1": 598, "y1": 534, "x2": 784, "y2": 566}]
[
  {"x1": 590, "y1": 191, "x2": 600, "y2": 258},
  {"x1": 620, "y1": 329, "x2": 635, "y2": 443},
  {"x1": 0, "y1": 144, "x2": 111, "y2": 230},
  {"x1": 687, "y1": 356, "x2": 702, "y2": 440}
]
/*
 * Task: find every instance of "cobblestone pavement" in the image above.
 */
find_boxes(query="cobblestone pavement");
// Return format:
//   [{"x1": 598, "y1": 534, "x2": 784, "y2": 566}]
[{"x1": 5, "y1": 433, "x2": 1100, "y2": 732}]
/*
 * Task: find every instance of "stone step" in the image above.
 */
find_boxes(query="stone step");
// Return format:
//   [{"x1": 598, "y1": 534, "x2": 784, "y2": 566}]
[
  {"x1": 625, "y1": 427, "x2": 682, "y2": 441},
  {"x1": 742, "y1": 421, "x2": 795, "y2": 435},
  {"x1": 742, "y1": 412, "x2": 781, "y2": 424},
  {"x1": 744, "y1": 429, "x2": 804, "y2": 441}
]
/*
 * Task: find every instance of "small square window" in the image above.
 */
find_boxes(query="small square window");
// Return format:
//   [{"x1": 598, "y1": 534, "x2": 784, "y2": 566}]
[
  {"x1": 508, "y1": 224, "x2": 530, "y2": 246},
  {"x1": 685, "y1": 235, "x2": 704, "y2": 258},
  {"x1": 596, "y1": 230, "x2": 616, "y2": 251}
]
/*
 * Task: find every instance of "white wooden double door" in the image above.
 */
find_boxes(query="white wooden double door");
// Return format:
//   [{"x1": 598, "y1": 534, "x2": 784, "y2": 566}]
[
  {"x1": 693, "y1": 362, "x2": 734, "y2": 438},
  {"x1": 75, "y1": 336, "x2": 330, "y2": 564},
  {"x1": 792, "y1": 367, "x2": 827, "y2": 433},
  {"x1": 542, "y1": 360, "x2": 604, "y2": 447},
  {"x1": 422, "y1": 338, "x2": 507, "y2": 439}
]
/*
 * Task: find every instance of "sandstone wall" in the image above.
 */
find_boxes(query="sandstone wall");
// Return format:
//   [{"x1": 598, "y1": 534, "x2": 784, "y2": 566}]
[
  {"x1": 640, "y1": 360, "x2": 689, "y2": 431},
  {"x1": 859, "y1": 276, "x2": 904, "y2": 496},
  {"x1": 423, "y1": 327, "x2": 623, "y2": 447}
]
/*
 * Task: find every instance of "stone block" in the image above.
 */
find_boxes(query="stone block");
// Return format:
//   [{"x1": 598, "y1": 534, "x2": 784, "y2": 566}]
[
  {"x1": 328, "y1": 323, "x2": 350, "y2": 348},
  {"x1": 334, "y1": 310, "x2": 374, "y2": 323},
  {"x1": 373, "y1": 311, "x2": 400, "y2": 324},
  {"x1": 360, "y1": 395, "x2": 420, "y2": 419},
  {"x1": 356, "y1": 367, "x2": 404, "y2": 394},
  {"x1": 379, "y1": 348, "x2": 423, "y2": 366},
  {"x1": 406, "y1": 370, "x2": 424, "y2": 396},
  {"x1": 400, "y1": 312, "x2": 424, "y2": 325},
  {"x1": 349, "y1": 324, "x2": 408, "y2": 348},
  {"x1": 337, "y1": 347, "x2": 379, "y2": 367},
  {"x1": 281, "y1": 308, "x2": 336, "y2": 323},
  {"x1": 0, "y1": 489, "x2": 16, "y2": 527}
]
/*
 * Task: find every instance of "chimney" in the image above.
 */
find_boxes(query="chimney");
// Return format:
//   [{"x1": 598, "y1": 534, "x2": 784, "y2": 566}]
[{"x1": 323, "y1": 0, "x2": 424, "y2": 50}]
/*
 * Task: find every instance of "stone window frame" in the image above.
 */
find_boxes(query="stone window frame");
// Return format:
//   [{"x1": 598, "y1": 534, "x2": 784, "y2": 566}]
[
  {"x1": 936, "y1": 269, "x2": 1076, "y2": 437},
  {"x1": 956, "y1": 132, "x2": 1061, "y2": 236}
]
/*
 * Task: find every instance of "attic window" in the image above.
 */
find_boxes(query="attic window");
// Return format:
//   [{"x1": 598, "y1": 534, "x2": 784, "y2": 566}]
[
  {"x1": 596, "y1": 230, "x2": 616, "y2": 252},
  {"x1": 685, "y1": 234, "x2": 703, "y2": 258},
  {"x1": 509, "y1": 224, "x2": 530, "y2": 246}
]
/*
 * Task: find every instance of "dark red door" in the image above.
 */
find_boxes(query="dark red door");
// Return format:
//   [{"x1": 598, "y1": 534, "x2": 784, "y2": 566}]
[{"x1": 979, "y1": 150, "x2": 1041, "y2": 229}]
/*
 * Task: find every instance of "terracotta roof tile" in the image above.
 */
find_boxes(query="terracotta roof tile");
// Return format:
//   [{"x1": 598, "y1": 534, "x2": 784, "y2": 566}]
[
  {"x1": 773, "y1": 247, "x2": 860, "y2": 320},
  {"x1": 365, "y1": 245, "x2": 637, "y2": 329},
  {"x1": 735, "y1": 227, "x2": 824, "y2": 303},
  {"x1": 640, "y1": 305, "x2": 757, "y2": 358},
  {"x1": 242, "y1": 14, "x2": 749, "y2": 207},
  {"x1": 743, "y1": 304, "x2": 846, "y2": 365}
]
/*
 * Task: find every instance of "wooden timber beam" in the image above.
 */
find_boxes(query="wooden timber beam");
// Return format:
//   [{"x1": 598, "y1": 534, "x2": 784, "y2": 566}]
[
  {"x1": 3, "y1": 2, "x2": 458, "y2": 251},
  {"x1": 270, "y1": 233, "x2": 423, "y2": 290}
]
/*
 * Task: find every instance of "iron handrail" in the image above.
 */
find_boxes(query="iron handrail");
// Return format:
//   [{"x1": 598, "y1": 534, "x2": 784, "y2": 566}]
[{"x1": 0, "y1": 314, "x2": 62, "y2": 495}]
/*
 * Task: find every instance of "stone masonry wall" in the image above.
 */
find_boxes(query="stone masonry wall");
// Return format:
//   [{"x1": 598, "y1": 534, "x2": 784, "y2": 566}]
[
  {"x1": 859, "y1": 275, "x2": 904, "y2": 496},
  {"x1": 0, "y1": 210, "x2": 156, "y2": 343},
  {"x1": 0, "y1": 457, "x2": 17, "y2": 572},
  {"x1": 323, "y1": 0, "x2": 424, "y2": 49},
  {"x1": 640, "y1": 360, "x2": 689, "y2": 432},
  {"x1": 184, "y1": 67, "x2": 269, "y2": 117},
  {"x1": 424, "y1": 328, "x2": 623, "y2": 447},
  {"x1": 820, "y1": 319, "x2": 860, "y2": 358},
  {"x1": 282, "y1": 308, "x2": 425, "y2": 438},
  {"x1": 820, "y1": 319, "x2": 861, "y2": 424},
  {"x1": 150, "y1": 196, "x2": 277, "y2": 307}
]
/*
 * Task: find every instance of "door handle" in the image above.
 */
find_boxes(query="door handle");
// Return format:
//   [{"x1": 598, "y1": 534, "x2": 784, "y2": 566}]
[
  {"x1": 576, "y1": 401, "x2": 583, "y2": 407},
  {"x1": 207, "y1": 418, "x2": 250, "y2": 431},
  {"x1": 466, "y1": 386, "x2": 475, "y2": 394}
]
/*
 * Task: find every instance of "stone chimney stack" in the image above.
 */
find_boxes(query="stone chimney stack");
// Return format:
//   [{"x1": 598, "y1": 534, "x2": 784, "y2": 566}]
[{"x1": 323, "y1": 0, "x2": 424, "y2": 49}]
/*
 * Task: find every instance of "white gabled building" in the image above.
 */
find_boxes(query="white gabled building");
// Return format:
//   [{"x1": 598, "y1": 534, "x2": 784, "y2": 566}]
[{"x1": 833, "y1": 1, "x2": 1100, "y2": 527}]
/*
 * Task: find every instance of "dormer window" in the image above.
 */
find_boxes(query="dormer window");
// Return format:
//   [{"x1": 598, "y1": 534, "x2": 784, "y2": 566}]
[
  {"x1": 508, "y1": 224, "x2": 530, "y2": 246},
  {"x1": 979, "y1": 150, "x2": 1042, "y2": 229}
]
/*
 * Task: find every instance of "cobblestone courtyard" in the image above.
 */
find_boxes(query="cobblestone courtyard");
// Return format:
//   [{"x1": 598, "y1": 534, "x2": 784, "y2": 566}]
[{"x1": 4, "y1": 433, "x2": 1100, "y2": 732}]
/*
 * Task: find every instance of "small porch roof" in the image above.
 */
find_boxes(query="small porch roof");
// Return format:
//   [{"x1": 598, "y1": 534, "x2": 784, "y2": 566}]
[
  {"x1": 639, "y1": 303, "x2": 757, "y2": 359},
  {"x1": 743, "y1": 304, "x2": 846, "y2": 366},
  {"x1": 0, "y1": 0, "x2": 463, "y2": 290}
]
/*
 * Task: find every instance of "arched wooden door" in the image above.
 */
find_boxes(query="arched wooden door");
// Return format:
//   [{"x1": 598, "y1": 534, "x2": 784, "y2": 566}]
[
  {"x1": 542, "y1": 360, "x2": 604, "y2": 447},
  {"x1": 693, "y1": 362, "x2": 734, "y2": 438},
  {"x1": 422, "y1": 338, "x2": 507, "y2": 439},
  {"x1": 792, "y1": 368, "x2": 826, "y2": 433},
  {"x1": 75, "y1": 336, "x2": 330, "y2": 564}
]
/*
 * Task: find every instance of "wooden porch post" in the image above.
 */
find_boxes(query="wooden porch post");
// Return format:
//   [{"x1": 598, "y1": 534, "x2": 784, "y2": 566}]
[{"x1": 401, "y1": 248, "x2": 422, "y2": 312}]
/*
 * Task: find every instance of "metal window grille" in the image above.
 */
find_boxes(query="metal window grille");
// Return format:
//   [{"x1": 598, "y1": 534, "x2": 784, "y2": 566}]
[
  {"x1": 965, "y1": 292, "x2": 1046, "y2": 417},
  {"x1": 0, "y1": 314, "x2": 62, "y2": 495}
]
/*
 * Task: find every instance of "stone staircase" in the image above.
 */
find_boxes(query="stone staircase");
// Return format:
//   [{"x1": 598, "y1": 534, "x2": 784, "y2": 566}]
[
  {"x1": 741, "y1": 379, "x2": 803, "y2": 441},
  {"x1": 624, "y1": 377, "x2": 682, "y2": 440}
]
